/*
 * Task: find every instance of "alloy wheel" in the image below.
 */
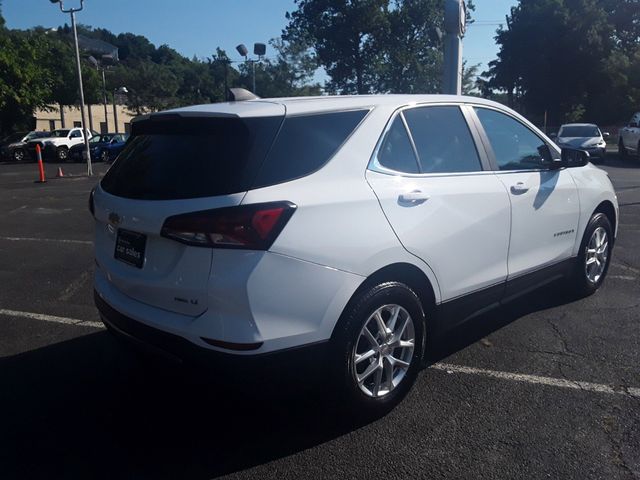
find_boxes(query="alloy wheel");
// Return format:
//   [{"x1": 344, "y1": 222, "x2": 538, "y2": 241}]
[
  {"x1": 352, "y1": 304, "x2": 415, "y2": 398},
  {"x1": 585, "y1": 226, "x2": 609, "y2": 284}
]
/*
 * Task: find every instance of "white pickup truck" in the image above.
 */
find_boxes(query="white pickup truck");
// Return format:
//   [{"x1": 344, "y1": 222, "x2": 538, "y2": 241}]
[
  {"x1": 27, "y1": 127, "x2": 96, "y2": 162},
  {"x1": 618, "y1": 112, "x2": 640, "y2": 159}
]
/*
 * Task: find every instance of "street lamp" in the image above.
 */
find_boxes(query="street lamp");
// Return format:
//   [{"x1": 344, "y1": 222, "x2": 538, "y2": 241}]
[
  {"x1": 236, "y1": 42, "x2": 266, "y2": 94},
  {"x1": 49, "y1": 0, "x2": 93, "y2": 176},
  {"x1": 88, "y1": 55, "x2": 113, "y2": 134},
  {"x1": 113, "y1": 86, "x2": 128, "y2": 134}
]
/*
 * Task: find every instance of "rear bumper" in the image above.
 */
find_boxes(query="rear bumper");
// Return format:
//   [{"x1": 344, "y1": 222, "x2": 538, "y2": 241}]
[
  {"x1": 95, "y1": 289, "x2": 331, "y2": 369},
  {"x1": 94, "y1": 246, "x2": 364, "y2": 354}
]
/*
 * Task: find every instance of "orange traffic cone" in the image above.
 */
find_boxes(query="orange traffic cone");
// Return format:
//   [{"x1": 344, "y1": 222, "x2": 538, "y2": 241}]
[{"x1": 56, "y1": 167, "x2": 64, "y2": 178}]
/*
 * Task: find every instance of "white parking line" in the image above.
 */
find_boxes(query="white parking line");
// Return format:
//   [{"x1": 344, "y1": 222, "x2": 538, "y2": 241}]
[
  {"x1": 611, "y1": 262, "x2": 640, "y2": 275},
  {"x1": 0, "y1": 308, "x2": 104, "y2": 329},
  {"x1": 609, "y1": 275, "x2": 637, "y2": 281},
  {"x1": 2, "y1": 307, "x2": 638, "y2": 398},
  {"x1": 0, "y1": 236, "x2": 92, "y2": 245},
  {"x1": 58, "y1": 270, "x2": 92, "y2": 302},
  {"x1": 432, "y1": 363, "x2": 640, "y2": 398}
]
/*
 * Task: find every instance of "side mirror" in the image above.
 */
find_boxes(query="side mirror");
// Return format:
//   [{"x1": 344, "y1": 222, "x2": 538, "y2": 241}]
[
  {"x1": 538, "y1": 144, "x2": 563, "y2": 170},
  {"x1": 602, "y1": 132, "x2": 610, "y2": 138},
  {"x1": 561, "y1": 148, "x2": 589, "y2": 168}
]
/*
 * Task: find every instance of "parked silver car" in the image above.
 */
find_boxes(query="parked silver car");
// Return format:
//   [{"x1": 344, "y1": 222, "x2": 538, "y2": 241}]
[{"x1": 552, "y1": 123, "x2": 609, "y2": 163}]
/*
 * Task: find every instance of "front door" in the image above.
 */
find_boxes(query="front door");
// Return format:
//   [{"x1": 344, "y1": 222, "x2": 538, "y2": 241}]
[{"x1": 472, "y1": 107, "x2": 580, "y2": 280}]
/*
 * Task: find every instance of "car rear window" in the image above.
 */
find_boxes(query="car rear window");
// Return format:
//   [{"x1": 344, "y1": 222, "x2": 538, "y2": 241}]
[
  {"x1": 101, "y1": 116, "x2": 282, "y2": 200},
  {"x1": 252, "y1": 109, "x2": 369, "y2": 188},
  {"x1": 101, "y1": 109, "x2": 368, "y2": 200}
]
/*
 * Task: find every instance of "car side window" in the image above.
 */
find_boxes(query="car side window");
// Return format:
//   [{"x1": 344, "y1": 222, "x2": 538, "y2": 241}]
[
  {"x1": 375, "y1": 116, "x2": 420, "y2": 174},
  {"x1": 252, "y1": 110, "x2": 368, "y2": 188},
  {"x1": 474, "y1": 107, "x2": 547, "y2": 171},
  {"x1": 70, "y1": 130, "x2": 82, "y2": 138},
  {"x1": 403, "y1": 106, "x2": 482, "y2": 173}
]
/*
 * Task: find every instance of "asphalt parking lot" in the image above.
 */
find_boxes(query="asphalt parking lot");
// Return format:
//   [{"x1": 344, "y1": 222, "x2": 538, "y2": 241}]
[{"x1": 0, "y1": 155, "x2": 638, "y2": 479}]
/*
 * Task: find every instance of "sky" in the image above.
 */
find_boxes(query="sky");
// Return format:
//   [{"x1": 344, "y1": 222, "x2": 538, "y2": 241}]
[{"x1": 4, "y1": 0, "x2": 516, "y2": 80}]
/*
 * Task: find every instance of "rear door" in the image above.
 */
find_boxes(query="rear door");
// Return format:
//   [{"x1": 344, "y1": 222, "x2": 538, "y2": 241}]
[
  {"x1": 471, "y1": 106, "x2": 580, "y2": 282},
  {"x1": 94, "y1": 112, "x2": 284, "y2": 316},
  {"x1": 366, "y1": 104, "x2": 511, "y2": 303}
]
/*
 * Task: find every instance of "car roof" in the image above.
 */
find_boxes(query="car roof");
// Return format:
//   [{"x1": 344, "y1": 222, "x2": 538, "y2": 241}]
[{"x1": 151, "y1": 94, "x2": 509, "y2": 119}]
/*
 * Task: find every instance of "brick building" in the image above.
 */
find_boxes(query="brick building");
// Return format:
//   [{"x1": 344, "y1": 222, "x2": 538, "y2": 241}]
[{"x1": 33, "y1": 104, "x2": 136, "y2": 134}]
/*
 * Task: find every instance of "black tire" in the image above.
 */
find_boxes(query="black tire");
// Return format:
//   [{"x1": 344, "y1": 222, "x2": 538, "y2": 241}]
[
  {"x1": 330, "y1": 282, "x2": 426, "y2": 420},
  {"x1": 618, "y1": 139, "x2": 627, "y2": 159},
  {"x1": 56, "y1": 147, "x2": 68, "y2": 162},
  {"x1": 12, "y1": 149, "x2": 25, "y2": 162},
  {"x1": 569, "y1": 212, "x2": 613, "y2": 298}
]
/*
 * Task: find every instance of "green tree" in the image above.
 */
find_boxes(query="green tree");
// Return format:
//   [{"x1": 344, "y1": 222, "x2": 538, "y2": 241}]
[
  {"x1": 461, "y1": 61, "x2": 480, "y2": 95},
  {"x1": 284, "y1": 0, "x2": 388, "y2": 94},
  {"x1": 375, "y1": 0, "x2": 444, "y2": 93},
  {"x1": 284, "y1": 0, "x2": 475, "y2": 94},
  {"x1": 0, "y1": 28, "x2": 52, "y2": 133},
  {"x1": 483, "y1": 0, "x2": 639, "y2": 125}
]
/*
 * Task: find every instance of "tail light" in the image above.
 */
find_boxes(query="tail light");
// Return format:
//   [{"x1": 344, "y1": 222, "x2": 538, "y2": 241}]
[{"x1": 161, "y1": 201, "x2": 297, "y2": 250}]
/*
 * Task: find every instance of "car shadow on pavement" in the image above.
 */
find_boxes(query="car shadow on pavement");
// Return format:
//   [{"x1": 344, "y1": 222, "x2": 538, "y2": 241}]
[
  {"x1": 0, "y1": 283, "x2": 582, "y2": 479},
  {"x1": 0, "y1": 330, "x2": 358, "y2": 479},
  {"x1": 427, "y1": 282, "x2": 579, "y2": 364}
]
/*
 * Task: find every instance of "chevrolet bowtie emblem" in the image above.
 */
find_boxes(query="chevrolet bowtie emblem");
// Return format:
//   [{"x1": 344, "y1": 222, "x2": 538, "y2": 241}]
[{"x1": 108, "y1": 212, "x2": 121, "y2": 226}]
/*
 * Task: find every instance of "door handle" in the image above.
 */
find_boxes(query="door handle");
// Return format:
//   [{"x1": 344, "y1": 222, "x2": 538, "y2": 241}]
[
  {"x1": 398, "y1": 190, "x2": 430, "y2": 205},
  {"x1": 510, "y1": 182, "x2": 529, "y2": 194}
]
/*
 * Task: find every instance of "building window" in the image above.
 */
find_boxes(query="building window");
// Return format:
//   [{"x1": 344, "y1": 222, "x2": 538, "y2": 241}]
[
  {"x1": 100, "y1": 122, "x2": 108, "y2": 134},
  {"x1": 124, "y1": 122, "x2": 131, "y2": 134},
  {"x1": 49, "y1": 120, "x2": 56, "y2": 131},
  {"x1": 73, "y1": 121, "x2": 82, "y2": 128}
]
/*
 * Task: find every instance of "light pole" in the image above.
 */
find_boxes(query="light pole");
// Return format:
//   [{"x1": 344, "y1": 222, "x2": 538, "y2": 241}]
[
  {"x1": 49, "y1": 0, "x2": 93, "y2": 176},
  {"x1": 236, "y1": 43, "x2": 266, "y2": 95},
  {"x1": 88, "y1": 56, "x2": 109, "y2": 133},
  {"x1": 443, "y1": 0, "x2": 466, "y2": 95},
  {"x1": 113, "y1": 86, "x2": 128, "y2": 133}
]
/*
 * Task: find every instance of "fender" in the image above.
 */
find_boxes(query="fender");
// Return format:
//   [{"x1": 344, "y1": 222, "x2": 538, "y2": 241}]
[{"x1": 568, "y1": 165, "x2": 619, "y2": 256}]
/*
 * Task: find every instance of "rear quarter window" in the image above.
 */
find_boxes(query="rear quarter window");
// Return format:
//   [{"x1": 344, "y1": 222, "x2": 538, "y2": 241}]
[{"x1": 252, "y1": 109, "x2": 368, "y2": 188}]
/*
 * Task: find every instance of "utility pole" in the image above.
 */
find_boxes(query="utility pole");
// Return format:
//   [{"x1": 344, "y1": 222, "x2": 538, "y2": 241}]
[
  {"x1": 443, "y1": 0, "x2": 466, "y2": 95},
  {"x1": 50, "y1": 0, "x2": 93, "y2": 175},
  {"x1": 102, "y1": 69, "x2": 108, "y2": 131}
]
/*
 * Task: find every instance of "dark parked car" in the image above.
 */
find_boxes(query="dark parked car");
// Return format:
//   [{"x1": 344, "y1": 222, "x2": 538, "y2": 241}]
[
  {"x1": 0, "y1": 131, "x2": 51, "y2": 162},
  {"x1": 101, "y1": 133, "x2": 129, "y2": 162},
  {"x1": 69, "y1": 133, "x2": 127, "y2": 162}
]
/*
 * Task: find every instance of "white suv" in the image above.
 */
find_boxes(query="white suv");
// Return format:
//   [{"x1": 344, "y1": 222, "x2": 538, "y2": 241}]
[
  {"x1": 93, "y1": 95, "x2": 618, "y2": 416},
  {"x1": 28, "y1": 127, "x2": 93, "y2": 161}
]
